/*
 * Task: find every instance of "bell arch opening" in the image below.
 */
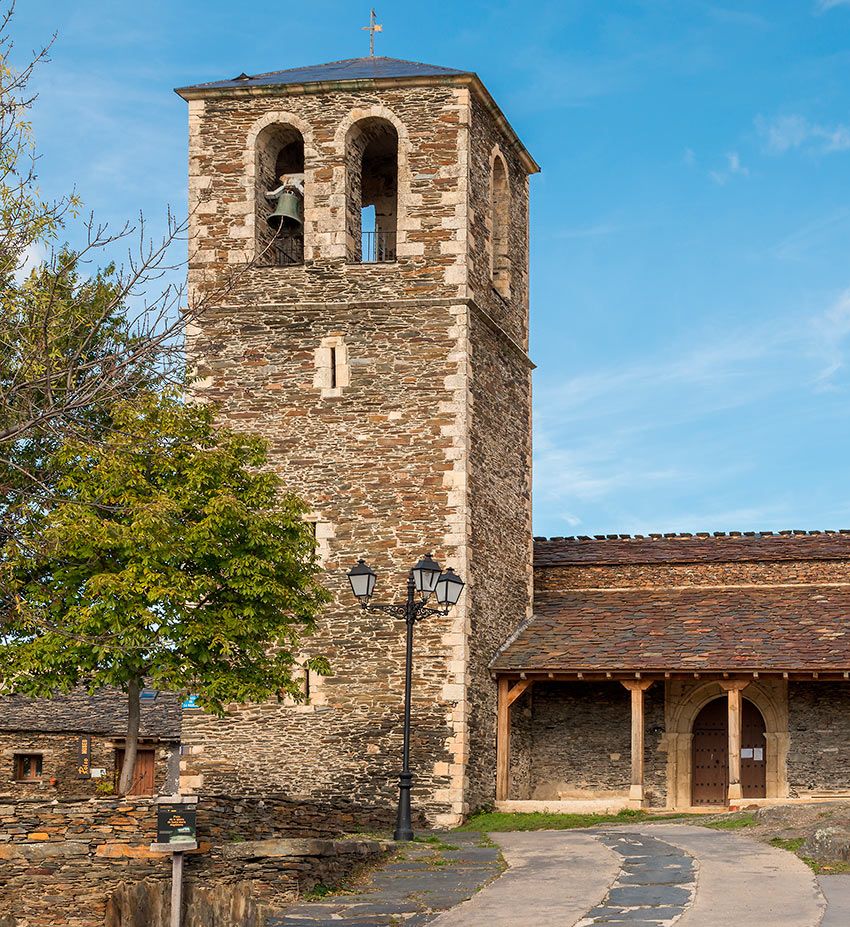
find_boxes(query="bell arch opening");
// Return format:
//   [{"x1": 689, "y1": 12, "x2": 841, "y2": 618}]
[
  {"x1": 345, "y1": 117, "x2": 398, "y2": 263},
  {"x1": 255, "y1": 123, "x2": 305, "y2": 266},
  {"x1": 491, "y1": 153, "x2": 511, "y2": 297}
]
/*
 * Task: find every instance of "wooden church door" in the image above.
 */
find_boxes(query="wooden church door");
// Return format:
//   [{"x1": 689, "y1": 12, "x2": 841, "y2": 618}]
[
  {"x1": 692, "y1": 698, "x2": 728, "y2": 806},
  {"x1": 692, "y1": 697, "x2": 766, "y2": 806}
]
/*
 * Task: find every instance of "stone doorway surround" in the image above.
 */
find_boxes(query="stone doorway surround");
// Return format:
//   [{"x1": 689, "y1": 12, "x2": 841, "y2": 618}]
[{"x1": 664, "y1": 677, "x2": 789, "y2": 810}]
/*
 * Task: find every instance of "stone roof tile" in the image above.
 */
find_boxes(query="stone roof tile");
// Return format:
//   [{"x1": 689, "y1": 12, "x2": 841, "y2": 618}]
[{"x1": 492, "y1": 586, "x2": 850, "y2": 673}]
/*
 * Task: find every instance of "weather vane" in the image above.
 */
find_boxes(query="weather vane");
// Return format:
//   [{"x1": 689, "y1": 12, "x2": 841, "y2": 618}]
[{"x1": 362, "y1": 8, "x2": 383, "y2": 57}]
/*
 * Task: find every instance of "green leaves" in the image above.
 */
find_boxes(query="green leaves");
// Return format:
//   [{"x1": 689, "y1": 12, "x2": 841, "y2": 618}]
[{"x1": 0, "y1": 390, "x2": 330, "y2": 716}]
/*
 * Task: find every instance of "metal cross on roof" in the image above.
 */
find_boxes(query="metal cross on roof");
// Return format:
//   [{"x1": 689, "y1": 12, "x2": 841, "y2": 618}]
[{"x1": 362, "y1": 8, "x2": 383, "y2": 57}]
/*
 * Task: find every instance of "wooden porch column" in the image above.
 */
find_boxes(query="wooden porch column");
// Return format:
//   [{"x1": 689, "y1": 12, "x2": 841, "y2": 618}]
[
  {"x1": 622, "y1": 680, "x2": 654, "y2": 808},
  {"x1": 496, "y1": 676, "x2": 532, "y2": 802},
  {"x1": 720, "y1": 680, "x2": 749, "y2": 804}
]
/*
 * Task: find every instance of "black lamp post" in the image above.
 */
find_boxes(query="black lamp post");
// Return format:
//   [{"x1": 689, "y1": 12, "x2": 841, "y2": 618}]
[{"x1": 347, "y1": 553, "x2": 465, "y2": 841}]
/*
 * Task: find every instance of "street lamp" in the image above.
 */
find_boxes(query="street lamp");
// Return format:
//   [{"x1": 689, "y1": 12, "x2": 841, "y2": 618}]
[{"x1": 347, "y1": 552, "x2": 465, "y2": 841}]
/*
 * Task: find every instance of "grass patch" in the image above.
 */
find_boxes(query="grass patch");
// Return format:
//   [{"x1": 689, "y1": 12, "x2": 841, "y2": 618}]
[
  {"x1": 415, "y1": 835, "x2": 455, "y2": 852},
  {"x1": 768, "y1": 837, "x2": 850, "y2": 874},
  {"x1": 303, "y1": 883, "x2": 335, "y2": 901},
  {"x1": 770, "y1": 837, "x2": 806, "y2": 852},
  {"x1": 702, "y1": 813, "x2": 758, "y2": 830},
  {"x1": 456, "y1": 809, "x2": 692, "y2": 832}
]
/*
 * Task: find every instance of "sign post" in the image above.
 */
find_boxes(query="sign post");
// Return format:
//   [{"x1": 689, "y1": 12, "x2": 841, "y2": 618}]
[{"x1": 150, "y1": 796, "x2": 198, "y2": 927}]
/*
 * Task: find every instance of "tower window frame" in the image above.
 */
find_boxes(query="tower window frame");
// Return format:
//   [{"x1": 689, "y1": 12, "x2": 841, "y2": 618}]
[
  {"x1": 490, "y1": 151, "x2": 512, "y2": 298},
  {"x1": 313, "y1": 336, "x2": 349, "y2": 398}
]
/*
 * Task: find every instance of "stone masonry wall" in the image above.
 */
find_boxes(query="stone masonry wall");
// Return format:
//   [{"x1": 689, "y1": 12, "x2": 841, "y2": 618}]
[
  {"x1": 462, "y1": 91, "x2": 534, "y2": 813},
  {"x1": 788, "y1": 682, "x2": 850, "y2": 795},
  {"x1": 465, "y1": 313, "x2": 533, "y2": 811},
  {"x1": 183, "y1": 76, "x2": 535, "y2": 824},
  {"x1": 0, "y1": 798, "x2": 387, "y2": 927},
  {"x1": 508, "y1": 683, "x2": 667, "y2": 808}
]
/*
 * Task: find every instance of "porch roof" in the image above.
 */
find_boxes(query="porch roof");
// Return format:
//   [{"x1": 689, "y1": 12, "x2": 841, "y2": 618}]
[{"x1": 492, "y1": 585, "x2": 850, "y2": 674}]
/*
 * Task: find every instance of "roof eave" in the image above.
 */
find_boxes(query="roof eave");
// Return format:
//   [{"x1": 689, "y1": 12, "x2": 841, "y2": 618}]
[{"x1": 174, "y1": 72, "x2": 540, "y2": 176}]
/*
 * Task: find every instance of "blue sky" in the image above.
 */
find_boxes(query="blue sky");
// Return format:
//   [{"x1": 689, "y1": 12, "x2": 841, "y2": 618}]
[{"x1": 12, "y1": 1, "x2": 850, "y2": 537}]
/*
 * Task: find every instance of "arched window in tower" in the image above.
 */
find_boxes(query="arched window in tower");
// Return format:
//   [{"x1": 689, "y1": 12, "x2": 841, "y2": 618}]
[
  {"x1": 490, "y1": 154, "x2": 511, "y2": 297},
  {"x1": 255, "y1": 123, "x2": 305, "y2": 266},
  {"x1": 346, "y1": 117, "x2": 398, "y2": 263}
]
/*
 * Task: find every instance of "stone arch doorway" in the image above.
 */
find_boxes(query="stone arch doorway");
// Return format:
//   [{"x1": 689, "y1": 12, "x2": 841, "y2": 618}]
[
  {"x1": 691, "y1": 697, "x2": 767, "y2": 806},
  {"x1": 665, "y1": 678, "x2": 789, "y2": 809}
]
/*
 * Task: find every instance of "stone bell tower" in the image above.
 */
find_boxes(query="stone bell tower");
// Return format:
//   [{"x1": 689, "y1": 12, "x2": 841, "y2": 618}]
[{"x1": 176, "y1": 56, "x2": 538, "y2": 826}]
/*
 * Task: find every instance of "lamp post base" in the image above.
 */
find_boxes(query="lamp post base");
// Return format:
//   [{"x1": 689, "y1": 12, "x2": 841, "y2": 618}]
[{"x1": 394, "y1": 770, "x2": 414, "y2": 841}]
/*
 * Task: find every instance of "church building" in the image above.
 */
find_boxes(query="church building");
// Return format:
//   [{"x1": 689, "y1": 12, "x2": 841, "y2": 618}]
[{"x1": 172, "y1": 54, "x2": 850, "y2": 827}]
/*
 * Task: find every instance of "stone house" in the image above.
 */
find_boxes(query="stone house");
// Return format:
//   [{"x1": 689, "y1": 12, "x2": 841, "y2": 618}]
[
  {"x1": 493, "y1": 532, "x2": 850, "y2": 812},
  {"x1": 0, "y1": 689, "x2": 181, "y2": 798}
]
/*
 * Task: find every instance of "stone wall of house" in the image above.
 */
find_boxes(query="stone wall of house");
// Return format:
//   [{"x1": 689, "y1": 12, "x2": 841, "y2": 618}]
[
  {"x1": 0, "y1": 797, "x2": 387, "y2": 927},
  {"x1": 0, "y1": 733, "x2": 172, "y2": 799},
  {"x1": 788, "y1": 682, "x2": 850, "y2": 795},
  {"x1": 536, "y1": 559, "x2": 850, "y2": 593},
  {"x1": 182, "y1": 76, "x2": 535, "y2": 825},
  {"x1": 507, "y1": 682, "x2": 667, "y2": 807}
]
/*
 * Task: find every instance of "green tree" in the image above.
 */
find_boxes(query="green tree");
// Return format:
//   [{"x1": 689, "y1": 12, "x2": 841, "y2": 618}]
[{"x1": 0, "y1": 392, "x2": 329, "y2": 793}]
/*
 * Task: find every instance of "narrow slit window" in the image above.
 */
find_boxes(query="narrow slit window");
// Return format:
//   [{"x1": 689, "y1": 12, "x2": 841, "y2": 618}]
[
  {"x1": 314, "y1": 337, "x2": 349, "y2": 397},
  {"x1": 491, "y1": 154, "x2": 511, "y2": 297}
]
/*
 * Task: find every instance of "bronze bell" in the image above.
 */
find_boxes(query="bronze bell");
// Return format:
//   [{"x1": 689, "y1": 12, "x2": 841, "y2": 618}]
[{"x1": 267, "y1": 190, "x2": 303, "y2": 232}]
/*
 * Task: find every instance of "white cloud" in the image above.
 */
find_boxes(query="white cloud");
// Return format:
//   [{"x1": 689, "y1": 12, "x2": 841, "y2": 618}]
[
  {"x1": 816, "y1": 0, "x2": 850, "y2": 11},
  {"x1": 555, "y1": 223, "x2": 623, "y2": 240},
  {"x1": 709, "y1": 151, "x2": 750, "y2": 185},
  {"x1": 812, "y1": 288, "x2": 850, "y2": 383},
  {"x1": 13, "y1": 240, "x2": 48, "y2": 284},
  {"x1": 757, "y1": 114, "x2": 850, "y2": 155}
]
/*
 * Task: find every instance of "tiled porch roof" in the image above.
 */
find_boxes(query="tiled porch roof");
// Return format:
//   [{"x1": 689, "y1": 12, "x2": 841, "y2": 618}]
[{"x1": 492, "y1": 586, "x2": 850, "y2": 673}]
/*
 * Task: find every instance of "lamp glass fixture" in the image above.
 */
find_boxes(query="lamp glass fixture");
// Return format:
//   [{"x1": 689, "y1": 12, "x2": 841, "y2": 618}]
[
  {"x1": 412, "y1": 553, "x2": 442, "y2": 597},
  {"x1": 435, "y1": 568, "x2": 465, "y2": 606},
  {"x1": 347, "y1": 559, "x2": 377, "y2": 601}
]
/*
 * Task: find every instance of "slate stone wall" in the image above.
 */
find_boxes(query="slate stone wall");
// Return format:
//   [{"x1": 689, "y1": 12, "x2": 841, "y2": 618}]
[
  {"x1": 788, "y1": 682, "x2": 850, "y2": 794},
  {"x1": 0, "y1": 733, "x2": 171, "y2": 799},
  {"x1": 508, "y1": 682, "x2": 667, "y2": 807},
  {"x1": 0, "y1": 798, "x2": 387, "y2": 927},
  {"x1": 182, "y1": 76, "x2": 534, "y2": 825}
]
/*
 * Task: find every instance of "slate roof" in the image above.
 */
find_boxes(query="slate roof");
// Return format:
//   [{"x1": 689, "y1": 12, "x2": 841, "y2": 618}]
[
  {"x1": 534, "y1": 532, "x2": 850, "y2": 567},
  {"x1": 492, "y1": 586, "x2": 850, "y2": 674},
  {"x1": 0, "y1": 688, "x2": 182, "y2": 739},
  {"x1": 176, "y1": 56, "x2": 471, "y2": 94}
]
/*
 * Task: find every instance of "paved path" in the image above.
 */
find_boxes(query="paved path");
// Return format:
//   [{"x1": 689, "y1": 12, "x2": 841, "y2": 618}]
[
  {"x1": 818, "y1": 875, "x2": 850, "y2": 927},
  {"x1": 430, "y1": 831, "x2": 620, "y2": 927},
  {"x1": 269, "y1": 824, "x2": 846, "y2": 926}
]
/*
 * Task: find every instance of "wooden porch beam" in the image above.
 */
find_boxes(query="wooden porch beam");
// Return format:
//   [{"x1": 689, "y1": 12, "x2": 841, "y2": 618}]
[
  {"x1": 507, "y1": 679, "x2": 533, "y2": 707},
  {"x1": 621, "y1": 679, "x2": 653, "y2": 809},
  {"x1": 496, "y1": 677, "x2": 510, "y2": 802}
]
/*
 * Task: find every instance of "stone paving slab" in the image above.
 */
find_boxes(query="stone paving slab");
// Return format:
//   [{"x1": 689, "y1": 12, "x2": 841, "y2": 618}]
[{"x1": 266, "y1": 832, "x2": 502, "y2": 926}]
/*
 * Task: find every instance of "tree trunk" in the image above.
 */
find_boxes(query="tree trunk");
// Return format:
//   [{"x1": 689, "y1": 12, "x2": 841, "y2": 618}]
[{"x1": 117, "y1": 678, "x2": 141, "y2": 795}]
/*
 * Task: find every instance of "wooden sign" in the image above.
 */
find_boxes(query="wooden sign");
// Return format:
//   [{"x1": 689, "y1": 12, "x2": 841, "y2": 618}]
[
  {"x1": 156, "y1": 802, "x2": 197, "y2": 845},
  {"x1": 76, "y1": 736, "x2": 91, "y2": 778}
]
